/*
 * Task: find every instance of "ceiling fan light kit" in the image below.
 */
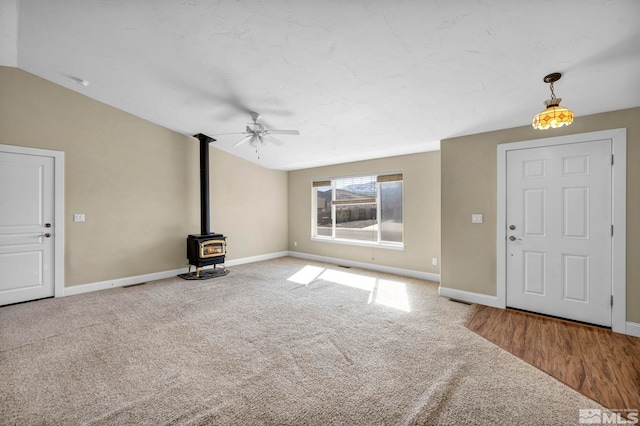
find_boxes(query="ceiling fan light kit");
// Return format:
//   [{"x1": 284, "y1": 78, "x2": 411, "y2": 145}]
[{"x1": 532, "y1": 72, "x2": 574, "y2": 130}]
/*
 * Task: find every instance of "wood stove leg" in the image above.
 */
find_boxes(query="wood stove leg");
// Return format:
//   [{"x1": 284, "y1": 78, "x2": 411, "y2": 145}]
[{"x1": 196, "y1": 267, "x2": 201, "y2": 278}]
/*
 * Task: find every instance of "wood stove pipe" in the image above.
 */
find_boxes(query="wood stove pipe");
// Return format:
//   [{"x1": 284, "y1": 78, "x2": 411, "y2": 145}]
[{"x1": 193, "y1": 133, "x2": 216, "y2": 235}]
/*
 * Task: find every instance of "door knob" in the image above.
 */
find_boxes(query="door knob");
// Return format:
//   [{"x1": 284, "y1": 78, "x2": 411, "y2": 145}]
[
  {"x1": 45, "y1": 223, "x2": 52, "y2": 228},
  {"x1": 509, "y1": 235, "x2": 522, "y2": 241},
  {"x1": 509, "y1": 225, "x2": 516, "y2": 230},
  {"x1": 44, "y1": 233, "x2": 51, "y2": 238}
]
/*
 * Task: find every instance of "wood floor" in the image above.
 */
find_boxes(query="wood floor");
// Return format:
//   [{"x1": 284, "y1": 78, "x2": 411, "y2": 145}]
[{"x1": 467, "y1": 305, "x2": 640, "y2": 413}]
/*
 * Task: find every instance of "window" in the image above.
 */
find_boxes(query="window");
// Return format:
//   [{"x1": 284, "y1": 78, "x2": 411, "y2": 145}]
[{"x1": 312, "y1": 172, "x2": 403, "y2": 248}]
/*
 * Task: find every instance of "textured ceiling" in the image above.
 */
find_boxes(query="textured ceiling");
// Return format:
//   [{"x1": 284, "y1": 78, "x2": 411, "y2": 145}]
[{"x1": 3, "y1": 0, "x2": 640, "y2": 170}]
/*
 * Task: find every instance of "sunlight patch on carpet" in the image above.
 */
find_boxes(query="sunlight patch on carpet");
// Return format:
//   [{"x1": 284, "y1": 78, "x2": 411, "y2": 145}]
[
  {"x1": 375, "y1": 279, "x2": 410, "y2": 312},
  {"x1": 286, "y1": 265, "x2": 325, "y2": 285},
  {"x1": 288, "y1": 265, "x2": 410, "y2": 312},
  {"x1": 319, "y1": 269, "x2": 376, "y2": 292}
]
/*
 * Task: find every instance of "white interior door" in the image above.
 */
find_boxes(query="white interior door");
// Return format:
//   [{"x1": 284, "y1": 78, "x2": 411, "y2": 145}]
[
  {"x1": 0, "y1": 151, "x2": 55, "y2": 305},
  {"x1": 505, "y1": 139, "x2": 612, "y2": 326}
]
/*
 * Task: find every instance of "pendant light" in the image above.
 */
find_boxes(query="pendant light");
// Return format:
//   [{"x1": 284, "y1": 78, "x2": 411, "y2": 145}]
[{"x1": 532, "y1": 73, "x2": 574, "y2": 130}]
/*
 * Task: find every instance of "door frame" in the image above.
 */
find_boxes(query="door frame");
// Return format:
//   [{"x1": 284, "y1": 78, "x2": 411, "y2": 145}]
[
  {"x1": 0, "y1": 144, "x2": 65, "y2": 298},
  {"x1": 496, "y1": 128, "x2": 626, "y2": 333}
]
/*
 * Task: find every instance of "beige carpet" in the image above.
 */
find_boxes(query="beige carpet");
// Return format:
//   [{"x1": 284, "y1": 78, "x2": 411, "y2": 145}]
[{"x1": 1, "y1": 257, "x2": 601, "y2": 425}]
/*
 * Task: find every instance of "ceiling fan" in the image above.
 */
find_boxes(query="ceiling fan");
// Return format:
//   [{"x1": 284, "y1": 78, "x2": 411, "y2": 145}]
[{"x1": 212, "y1": 111, "x2": 300, "y2": 149}]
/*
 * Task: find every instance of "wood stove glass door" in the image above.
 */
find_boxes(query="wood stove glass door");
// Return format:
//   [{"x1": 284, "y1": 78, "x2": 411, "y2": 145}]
[{"x1": 200, "y1": 240, "x2": 225, "y2": 258}]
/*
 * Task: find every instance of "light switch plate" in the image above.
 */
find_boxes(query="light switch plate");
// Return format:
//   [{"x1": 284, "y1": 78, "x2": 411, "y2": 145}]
[
  {"x1": 74, "y1": 214, "x2": 85, "y2": 223},
  {"x1": 472, "y1": 213, "x2": 483, "y2": 224}
]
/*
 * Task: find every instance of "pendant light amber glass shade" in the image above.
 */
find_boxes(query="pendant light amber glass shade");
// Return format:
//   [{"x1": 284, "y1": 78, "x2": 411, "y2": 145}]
[{"x1": 532, "y1": 104, "x2": 574, "y2": 130}]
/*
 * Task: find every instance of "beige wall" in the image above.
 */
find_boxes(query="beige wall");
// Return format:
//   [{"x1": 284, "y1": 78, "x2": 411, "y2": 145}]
[
  {"x1": 288, "y1": 151, "x2": 440, "y2": 275},
  {"x1": 209, "y1": 146, "x2": 288, "y2": 260},
  {"x1": 441, "y1": 107, "x2": 640, "y2": 323},
  {"x1": 0, "y1": 66, "x2": 288, "y2": 287}
]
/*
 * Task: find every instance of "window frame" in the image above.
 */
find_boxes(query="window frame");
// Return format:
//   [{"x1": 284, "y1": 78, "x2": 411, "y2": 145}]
[{"x1": 311, "y1": 172, "x2": 404, "y2": 250}]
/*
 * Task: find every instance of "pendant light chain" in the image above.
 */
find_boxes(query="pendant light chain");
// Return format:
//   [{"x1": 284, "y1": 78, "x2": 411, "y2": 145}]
[{"x1": 549, "y1": 81, "x2": 557, "y2": 100}]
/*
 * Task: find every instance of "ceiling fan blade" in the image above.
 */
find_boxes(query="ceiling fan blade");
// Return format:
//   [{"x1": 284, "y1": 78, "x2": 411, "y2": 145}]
[
  {"x1": 265, "y1": 135, "x2": 284, "y2": 146},
  {"x1": 267, "y1": 130, "x2": 300, "y2": 135},
  {"x1": 233, "y1": 135, "x2": 251, "y2": 147},
  {"x1": 210, "y1": 132, "x2": 247, "y2": 136}
]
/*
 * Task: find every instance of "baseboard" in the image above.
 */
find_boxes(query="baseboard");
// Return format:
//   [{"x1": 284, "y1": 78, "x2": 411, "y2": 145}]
[
  {"x1": 626, "y1": 321, "x2": 640, "y2": 338},
  {"x1": 63, "y1": 267, "x2": 189, "y2": 297},
  {"x1": 62, "y1": 251, "x2": 290, "y2": 297},
  {"x1": 287, "y1": 251, "x2": 440, "y2": 282},
  {"x1": 438, "y1": 286, "x2": 504, "y2": 308},
  {"x1": 225, "y1": 251, "x2": 289, "y2": 267}
]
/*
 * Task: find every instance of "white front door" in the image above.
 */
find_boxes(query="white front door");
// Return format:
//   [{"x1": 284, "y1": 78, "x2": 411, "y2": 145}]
[
  {"x1": 0, "y1": 151, "x2": 56, "y2": 305},
  {"x1": 505, "y1": 139, "x2": 612, "y2": 326}
]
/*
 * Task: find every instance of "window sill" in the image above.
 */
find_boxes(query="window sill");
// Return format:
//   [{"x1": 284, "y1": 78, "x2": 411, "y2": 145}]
[{"x1": 310, "y1": 236, "x2": 405, "y2": 251}]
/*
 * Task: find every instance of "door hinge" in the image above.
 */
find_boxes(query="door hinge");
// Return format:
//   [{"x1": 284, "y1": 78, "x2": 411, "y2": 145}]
[
  {"x1": 611, "y1": 225, "x2": 614, "y2": 236},
  {"x1": 611, "y1": 295, "x2": 613, "y2": 306},
  {"x1": 611, "y1": 154, "x2": 614, "y2": 165}
]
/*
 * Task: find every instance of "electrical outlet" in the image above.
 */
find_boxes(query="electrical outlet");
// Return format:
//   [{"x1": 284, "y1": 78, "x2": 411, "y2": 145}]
[
  {"x1": 432, "y1": 258, "x2": 438, "y2": 266},
  {"x1": 472, "y1": 213, "x2": 483, "y2": 224},
  {"x1": 294, "y1": 241, "x2": 298, "y2": 247},
  {"x1": 73, "y1": 214, "x2": 86, "y2": 223}
]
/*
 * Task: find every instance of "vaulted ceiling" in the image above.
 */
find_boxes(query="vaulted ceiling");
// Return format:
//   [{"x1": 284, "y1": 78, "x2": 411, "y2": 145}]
[{"x1": 2, "y1": 0, "x2": 639, "y2": 170}]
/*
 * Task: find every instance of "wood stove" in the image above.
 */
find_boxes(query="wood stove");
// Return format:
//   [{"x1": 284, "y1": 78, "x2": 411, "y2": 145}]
[
  {"x1": 186, "y1": 233, "x2": 226, "y2": 277},
  {"x1": 180, "y1": 133, "x2": 229, "y2": 280}
]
